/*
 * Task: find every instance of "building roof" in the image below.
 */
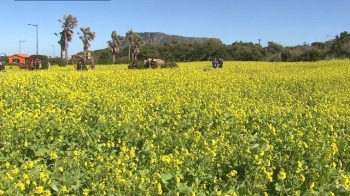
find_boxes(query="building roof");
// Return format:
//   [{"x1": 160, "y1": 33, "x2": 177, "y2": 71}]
[{"x1": 8, "y1": 54, "x2": 30, "y2": 58}]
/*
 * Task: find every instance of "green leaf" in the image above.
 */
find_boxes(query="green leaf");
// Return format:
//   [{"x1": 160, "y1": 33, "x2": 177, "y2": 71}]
[
  {"x1": 194, "y1": 177, "x2": 200, "y2": 185},
  {"x1": 138, "y1": 183, "x2": 146, "y2": 191},
  {"x1": 161, "y1": 173, "x2": 173, "y2": 184},
  {"x1": 275, "y1": 183, "x2": 282, "y2": 192},
  {"x1": 49, "y1": 181, "x2": 59, "y2": 192},
  {"x1": 249, "y1": 133, "x2": 259, "y2": 142},
  {"x1": 71, "y1": 184, "x2": 81, "y2": 191},
  {"x1": 66, "y1": 173, "x2": 84, "y2": 185},
  {"x1": 177, "y1": 183, "x2": 192, "y2": 194},
  {"x1": 35, "y1": 148, "x2": 48, "y2": 156},
  {"x1": 249, "y1": 143, "x2": 260, "y2": 152},
  {"x1": 139, "y1": 169, "x2": 149, "y2": 176}
]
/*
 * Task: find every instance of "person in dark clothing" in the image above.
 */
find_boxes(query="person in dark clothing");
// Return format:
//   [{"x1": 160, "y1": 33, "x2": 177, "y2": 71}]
[
  {"x1": 0, "y1": 62, "x2": 4, "y2": 71},
  {"x1": 150, "y1": 58, "x2": 156, "y2": 68},
  {"x1": 132, "y1": 61, "x2": 138, "y2": 69},
  {"x1": 34, "y1": 58, "x2": 40, "y2": 70},
  {"x1": 212, "y1": 57, "x2": 218, "y2": 68},
  {"x1": 218, "y1": 58, "x2": 223, "y2": 68}
]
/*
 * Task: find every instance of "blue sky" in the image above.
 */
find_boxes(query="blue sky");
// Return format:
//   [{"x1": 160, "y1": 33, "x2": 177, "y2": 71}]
[{"x1": 1, "y1": 0, "x2": 349, "y2": 57}]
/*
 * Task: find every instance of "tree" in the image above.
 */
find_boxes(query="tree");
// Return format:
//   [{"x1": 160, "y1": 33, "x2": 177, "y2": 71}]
[
  {"x1": 126, "y1": 29, "x2": 144, "y2": 60},
  {"x1": 55, "y1": 31, "x2": 64, "y2": 59},
  {"x1": 107, "y1": 31, "x2": 123, "y2": 63},
  {"x1": 267, "y1": 41, "x2": 284, "y2": 54},
  {"x1": 127, "y1": 29, "x2": 135, "y2": 60},
  {"x1": 78, "y1": 27, "x2": 96, "y2": 61},
  {"x1": 55, "y1": 15, "x2": 78, "y2": 61},
  {"x1": 331, "y1": 31, "x2": 350, "y2": 58},
  {"x1": 140, "y1": 44, "x2": 158, "y2": 60},
  {"x1": 311, "y1": 42, "x2": 326, "y2": 50},
  {"x1": 98, "y1": 50, "x2": 113, "y2": 64},
  {"x1": 132, "y1": 34, "x2": 144, "y2": 60}
]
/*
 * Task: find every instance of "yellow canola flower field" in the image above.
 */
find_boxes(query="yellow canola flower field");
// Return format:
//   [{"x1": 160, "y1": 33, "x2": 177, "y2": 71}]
[{"x1": 0, "y1": 60, "x2": 350, "y2": 195}]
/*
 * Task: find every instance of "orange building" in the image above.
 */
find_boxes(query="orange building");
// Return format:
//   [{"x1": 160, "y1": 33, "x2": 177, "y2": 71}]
[{"x1": 8, "y1": 54, "x2": 30, "y2": 64}]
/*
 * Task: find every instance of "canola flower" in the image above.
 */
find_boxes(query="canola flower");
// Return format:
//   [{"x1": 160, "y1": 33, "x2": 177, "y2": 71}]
[{"x1": 0, "y1": 60, "x2": 349, "y2": 195}]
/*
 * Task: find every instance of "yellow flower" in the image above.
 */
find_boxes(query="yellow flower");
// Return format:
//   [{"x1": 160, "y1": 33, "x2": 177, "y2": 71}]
[
  {"x1": 28, "y1": 161, "x2": 34, "y2": 169},
  {"x1": 176, "y1": 176, "x2": 181, "y2": 183},
  {"x1": 44, "y1": 190, "x2": 51, "y2": 196},
  {"x1": 331, "y1": 143, "x2": 338, "y2": 155},
  {"x1": 332, "y1": 162, "x2": 337, "y2": 168},
  {"x1": 35, "y1": 186, "x2": 44, "y2": 194},
  {"x1": 5, "y1": 172, "x2": 14, "y2": 181},
  {"x1": 15, "y1": 181, "x2": 25, "y2": 191},
  {"x1": 264, "y1": 170, "x2": 273, "y2": 182},
  {"x1": 278, "y1": 170, "x2": 287, "y2": 181},
  {"x1": 61, "y1": 186, "x2": 69, "y2": 193},
  {"x1": 50, "y1": 152, "x2": 58, "y2": 160},
  {"x1": 83, "y1": 188, "x2": 89, "y2": 196},
  {"x1": 228, "y1": 170, "x2": 237, "y2": 178},
  {"x1": 297, "y1": 161, "x2": 302, "y2": 168},
  {"x1": 259, "y1": 150, "x2": 265, "y2": 156},
  {"x1": 152, "y1": 133, "x2": 157, "y2": 138},
  {"x1": 39, "y1": 172, "x2": 49, "y2": 183},
  {"x1": 161, "y1": 155, "x2": 171, "y2": 164},
  {"x1": 157, "y1": 183, "x2": 163, "y2": 195},
  {"x1": 309, "y1": 182, "x2": 315, "y2": 189},
  {"x1": 11, "y1": 167, "x2": 19, "y2": 174}
]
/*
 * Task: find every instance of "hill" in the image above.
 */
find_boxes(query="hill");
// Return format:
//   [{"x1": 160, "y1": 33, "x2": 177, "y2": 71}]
[{"x1": 120, "y1": 32, "x2": 222, "y2": 48}]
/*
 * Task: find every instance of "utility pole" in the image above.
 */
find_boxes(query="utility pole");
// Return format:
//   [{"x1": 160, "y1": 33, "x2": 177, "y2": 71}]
[
  {"x1": 28, "y1": 24, "x2": 39, "y2": 55},
  {"x1": 19, "y1": 40, "x2": 26, "y2": 54},
  {"x1": 50, "y1": 45, "x2": 55, "y2": 57}
]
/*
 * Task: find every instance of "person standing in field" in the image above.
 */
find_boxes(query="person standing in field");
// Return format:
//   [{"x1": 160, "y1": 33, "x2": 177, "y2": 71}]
[
  {"x1": 212, "y1": 57, "x2": 218, "y2": 68},
  {"x1": 151, "y1": 58, "x2": 156, "y2": 68},
  {"x1": 132, "y1": 60, "x2": 137, "y2": 69},
  {"x1": 34, "y1": 58, "x2": 40, "y2": 70},
  {"x1": 218, "y1": 58, "x2": 223, "y2": 68},
  {"x1": 0, "y1": 61, "x2": 4, "y2": 71}
]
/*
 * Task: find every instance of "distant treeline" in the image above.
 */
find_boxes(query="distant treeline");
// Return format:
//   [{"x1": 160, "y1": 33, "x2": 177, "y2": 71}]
[
  {"x1": 2, "y1": 31, "x2": 349, "y2": 65},
  {"x1": 82, "y1": 31, "x2": 349, "y2": 64}
]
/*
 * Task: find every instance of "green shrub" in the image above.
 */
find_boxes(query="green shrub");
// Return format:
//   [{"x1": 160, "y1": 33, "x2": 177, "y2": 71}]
[
  {"x1": 29, "y1": 55, "x2": 50, "y2": 69},
  {"x1": 127, "y1": 60, "x2": 146, "y2": 69},
  {"x1": 162, "y1": 62, "x2": 178, "y2": 68},
  {"x1": 58, "y1": 59, "x2": 68, "y2": 67}
]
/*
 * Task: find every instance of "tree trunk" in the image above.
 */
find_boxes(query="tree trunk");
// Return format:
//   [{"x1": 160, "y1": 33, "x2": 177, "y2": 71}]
[
  {"x1": 128, "y1": 45, "x2": 131, "y2": 60},
  {"x1": 112, "y1": 53, "x2": 116, "y2": 64},
  {"x1": 65, "y1": 31, "x2": 68, "y2": 61}
]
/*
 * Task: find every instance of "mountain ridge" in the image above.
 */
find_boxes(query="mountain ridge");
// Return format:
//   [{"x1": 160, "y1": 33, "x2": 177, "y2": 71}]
[{"x1": 120, "y1": 32, "x2": 222, "y2": 48}]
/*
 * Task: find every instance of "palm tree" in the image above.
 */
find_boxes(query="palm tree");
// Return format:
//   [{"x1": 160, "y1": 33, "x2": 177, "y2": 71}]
[
  {"x1": 127, "y1": 30, "x2": 144, "y2": 60},
  {"x1": 107, "y1": 31, "x2": 123, "y2": 63},
  {"x1": 54, "y1": 15, "x2": 78, "y2": 61},
  {"x1": 127, "y1": 29, "x2": 135, "y2": 60},
  {"x1": 55, "y1": 31, "x2": 64, "y2": 59},
  {"x1": 78, "y1": 27, "x2": 96, "y2": 61},
  {"x1": 132, "y1": 34, "x2": 144, "y2": 60}
]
